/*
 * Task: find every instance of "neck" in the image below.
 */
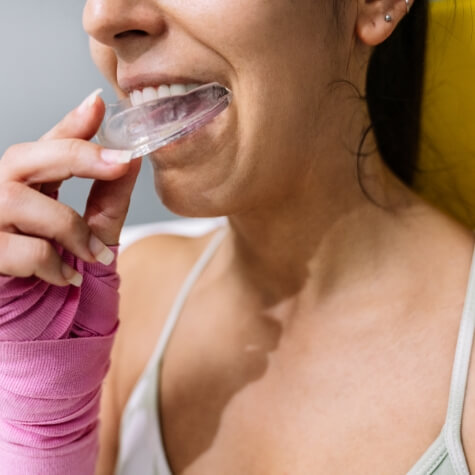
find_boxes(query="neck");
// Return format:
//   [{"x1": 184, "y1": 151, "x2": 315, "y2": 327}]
[{"x1": 223, "y1": 148, "x2": 420, "y2": 315}]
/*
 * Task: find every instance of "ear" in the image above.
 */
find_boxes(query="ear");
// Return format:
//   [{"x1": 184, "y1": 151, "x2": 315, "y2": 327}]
[{"x1": 356, "y1": 0, "x2": 412, "y2": 46}]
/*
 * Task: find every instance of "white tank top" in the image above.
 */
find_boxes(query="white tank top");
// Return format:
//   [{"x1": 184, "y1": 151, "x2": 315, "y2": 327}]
[
  {"x1": 115, "y1": 219, "x2": 475, "y2": 475},
  {"x1": 116, "y1": 218, "x2": 227, "y2": 475}
]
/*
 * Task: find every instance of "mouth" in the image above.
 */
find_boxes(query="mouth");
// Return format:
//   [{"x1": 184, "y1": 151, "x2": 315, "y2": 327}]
[
  {"x1": 118, "y1": 73, "x2": 227, "y2": 107},
  {"x1": 128, "y1": 83, "x2": 204, "y2": 106},
  {"x1": 97, "y1": 79, "x2": 233, "y2": 159}
]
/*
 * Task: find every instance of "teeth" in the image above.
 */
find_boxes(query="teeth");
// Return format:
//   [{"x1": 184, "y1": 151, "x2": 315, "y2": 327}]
[
  {"x1": 186, "y1": 83, "x2": 200, "y2": 92},
  {"x1": 157, "y1": 85, "x2": 171, "y2": 99},
  {"x1": 170, "y1": 84, "x2": 187, "y2": 96},
  {"x1": 131, "y1": 90, "x2": 142, "y2": 107},
  {"x1": 142, "y1": 87, "x2": 158, "y2": 102},
  {"x1": 129, "y1": 83, "x2": 201, "y2": 106}
]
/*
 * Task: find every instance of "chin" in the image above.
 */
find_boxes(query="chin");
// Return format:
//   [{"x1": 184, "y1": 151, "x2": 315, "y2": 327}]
[
  {"x1": 147, "y1": 114, "x2": 241, "y2": 217},
  {"x1": 152, "y1": 168, "x2": 231, "y2": 218}
]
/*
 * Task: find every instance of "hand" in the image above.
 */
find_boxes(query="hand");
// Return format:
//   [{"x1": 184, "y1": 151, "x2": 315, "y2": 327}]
[{"x1": 0, "y1": 90, "x2": 142, "y2": 287}]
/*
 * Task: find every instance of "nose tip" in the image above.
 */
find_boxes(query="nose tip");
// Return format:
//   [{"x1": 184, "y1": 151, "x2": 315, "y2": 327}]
[{"x1": 83, "y1": 0, "x2": 166, "y2": 49}]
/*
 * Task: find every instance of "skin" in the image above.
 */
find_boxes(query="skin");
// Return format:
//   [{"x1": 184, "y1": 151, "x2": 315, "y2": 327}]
[
  {"x1": 0, "y1": 0, "x2": 474, "y2": 474},
  {"x1": 82, "y1": 0, "x2": 475, "y2": 473}
]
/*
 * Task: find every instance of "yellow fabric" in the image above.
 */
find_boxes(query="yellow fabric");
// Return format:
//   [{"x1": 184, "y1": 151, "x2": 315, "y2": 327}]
[{"x1": 415, "y1": 0, "x2": 475, "y2": 227}]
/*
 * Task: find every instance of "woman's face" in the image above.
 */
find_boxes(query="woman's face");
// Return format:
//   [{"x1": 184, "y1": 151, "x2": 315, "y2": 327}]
[{"x1": 83, "y1": 0, "x2": 357, "y2": 217}]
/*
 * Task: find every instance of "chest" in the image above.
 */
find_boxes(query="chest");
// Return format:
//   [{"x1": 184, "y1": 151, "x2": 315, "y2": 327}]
[{"x1": 157, "y1": 301, "x2": 461, "y2": 475}]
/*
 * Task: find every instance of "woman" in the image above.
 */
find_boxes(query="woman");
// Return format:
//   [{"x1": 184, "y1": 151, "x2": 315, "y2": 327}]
[{"x1": 0, "y1": 0, "x2": 473, "y2": 474}]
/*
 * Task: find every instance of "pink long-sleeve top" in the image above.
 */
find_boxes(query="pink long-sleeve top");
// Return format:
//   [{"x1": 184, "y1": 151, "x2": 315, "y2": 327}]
[{"x1": 0, "y1": 243, "x2": 119, "y2": 475}]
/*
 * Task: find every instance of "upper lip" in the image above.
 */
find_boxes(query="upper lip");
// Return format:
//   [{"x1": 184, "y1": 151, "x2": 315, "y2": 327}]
[{"x1": 119, "y1": 73, "x2": 212, "y2": 94}]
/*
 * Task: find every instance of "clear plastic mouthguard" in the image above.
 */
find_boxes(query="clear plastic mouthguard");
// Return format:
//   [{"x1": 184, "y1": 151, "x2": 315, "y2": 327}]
[{"x1": 96, "y1": 82, "x2": 232, "y2": 159}]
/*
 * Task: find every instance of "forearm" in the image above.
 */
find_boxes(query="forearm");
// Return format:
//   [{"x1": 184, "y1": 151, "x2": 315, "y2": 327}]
[{"x1": 0, "y1": 247, "x2": 120, "y2": 475}]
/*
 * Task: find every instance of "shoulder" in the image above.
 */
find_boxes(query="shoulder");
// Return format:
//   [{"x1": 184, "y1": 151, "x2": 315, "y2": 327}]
[
  {"x1": 442, "y1": 219, "x2": 475, "y2": 471},
  {"x1": 117, "y1": 217, "x2": 226, "y2": 313},
  {"x1": 96, "y1": 218, "x2": 226, "y2": 473},
  {"x1": 449, "y1": 222, "x2": 475, "y2": 472},
  {"x1": 118, "y1": 217, "x2": 228, "y2": 253},
  {"x1": 403, "y1": 204, "x2": 475, "y2": 470},
  {"x1": 113, "y1": 217, "x2": 226, "y2": 411},
  {"x1": 462, "y1": 337, "x2": 475, "y2": 472}
]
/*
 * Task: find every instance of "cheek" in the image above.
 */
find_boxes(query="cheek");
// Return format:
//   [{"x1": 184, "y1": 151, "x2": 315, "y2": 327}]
[
  {"x1": 89, "y1": 39, "x2": 125, "y2": 98},
  {"x1": 157, "y1": 1, "x2": 327, "y2": 203},
  {"x1": 162, "y1": 0, "x2": 310, "y2": 65},
  {"x1": 170, "y1": 0, "x2": 330, "y2": 135}
]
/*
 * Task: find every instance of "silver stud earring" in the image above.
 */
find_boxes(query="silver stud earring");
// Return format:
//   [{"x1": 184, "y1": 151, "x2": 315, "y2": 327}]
[
  {"x1": 405, "y1": 0, "x2": 411, "y2": 13},
  {"x1": 384, "y1": 13, "x2": 393, "y2": 22}
]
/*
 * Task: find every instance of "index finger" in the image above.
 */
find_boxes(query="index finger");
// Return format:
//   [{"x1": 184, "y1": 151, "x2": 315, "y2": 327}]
[
  {"x1": 40, "y1": 89, "x2": 106, "y2": 142},
  {"x1": 0, "y1": 139, "x2": 132, "y2": 186}
]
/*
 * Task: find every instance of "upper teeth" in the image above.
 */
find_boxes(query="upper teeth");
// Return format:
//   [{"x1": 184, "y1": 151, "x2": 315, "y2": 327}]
[{"x1": 129, "y1": 83, "x2": 201, "y2": 106}]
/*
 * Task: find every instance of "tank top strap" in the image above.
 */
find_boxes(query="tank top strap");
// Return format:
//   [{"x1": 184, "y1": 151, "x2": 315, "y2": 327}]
[
  {"x1": 443, "y1": 241, "x2": 475, "y2": 474},
  {"x1": 141, "y1": 226, "x2": 228, "y2": 379}
]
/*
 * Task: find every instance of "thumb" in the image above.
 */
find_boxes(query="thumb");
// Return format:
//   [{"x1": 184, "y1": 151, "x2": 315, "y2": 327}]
[
  {"x1": 39, "y1": 88, "x2": 106, "y2": 195},
  {"x1": 83, "y1": 157, "x2": 142, "y2": 245},
  {"x1": 41, "y1": 88, "x2": 106, "y2": 142}
]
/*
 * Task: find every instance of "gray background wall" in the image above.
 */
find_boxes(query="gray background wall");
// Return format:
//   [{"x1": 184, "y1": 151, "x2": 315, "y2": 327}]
[{"x1": 0, "y1": 2, "x2": 178, "y2": 225}]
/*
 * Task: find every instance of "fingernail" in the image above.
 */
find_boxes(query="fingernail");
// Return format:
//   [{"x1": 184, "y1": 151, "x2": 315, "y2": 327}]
[
  {"x1": 61, "y1": 263, "x2": 83, "y2": 287},
  {"x1": 89, "y1": 234, "x2": 115, "y2": 266},
  {"x1": 101, "y1": 149, "x2": 134, "y2": 164},
  {"x1": 78, "y1": 88, "x2": 103, "y2": 113}
]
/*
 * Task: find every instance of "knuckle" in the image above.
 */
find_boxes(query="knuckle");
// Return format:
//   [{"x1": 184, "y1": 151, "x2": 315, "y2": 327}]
[
  {"x1": 64, "y1": 138, "x2": 83, "y2": 158},
  {"x1": 1, "y1": 143, "x2": 30, "y2": 166},
  {"x1": 0, "y1": 145, "x2": 20, "y2": 177},
  {"x1": 1, "y1": 144, "x2": 20, "y2": 163},
  {"x1": 87, "y1": 201, "x2": 122, "y2": 222},
  {"x1": 0, "y1": 181, "x2": 23, "y2": 208},
  {"x1": 33, "y1": 240, "x2": 55, "y2": 268},
  {"x1": 0, "y1": 234, "x2": 13, "y2": 276},
  {"x1": 59, "y1": 206, "x2": 83, "y2": 235},
  {"x1": 0, "y1": 233, "x2": 28, "y2": 278},
  {"x1": 0, "y1": 232, "x2": 10, "y2": 258},
  {"x1": 0, "y1": 143, "x2": 31, "y2": 183}
]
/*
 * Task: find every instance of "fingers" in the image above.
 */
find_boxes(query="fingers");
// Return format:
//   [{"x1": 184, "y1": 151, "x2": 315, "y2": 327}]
[
  {"x1": 40, "y1": 89, "x2": 105, "y2": 142},
  {"x1": 0, "y1": 140, "x2": 133, "y2": 186},
  {"x1": 36, "y1": 90, "x2": 106, "y2": 195},
  {"x1": 0, "y1": 232, "x2": 83, "y2": 288},
  {"x1": 84, "y1": 157, "x2": 143, "y2": 245},
  {"x1": 0, "y1": 182, "x2": 113, "y2": 264},
  {"x1": 0, "y1": 89, "x2": 133, "y2": 288}
]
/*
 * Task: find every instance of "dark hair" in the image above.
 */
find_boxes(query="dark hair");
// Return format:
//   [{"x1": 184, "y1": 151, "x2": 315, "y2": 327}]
[{"x1": 366, "y1": 0, "x2": 429, "y2": 188}]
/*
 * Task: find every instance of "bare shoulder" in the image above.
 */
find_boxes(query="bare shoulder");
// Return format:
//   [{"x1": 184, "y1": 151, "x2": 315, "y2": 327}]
[
  {"x1": 432, "y1": 212, "x2": 475, "y2": 472},
  {"x1": 114, "y1": 229, "x2": 220, "y2": 411},
  {"x1": 407, "y1": 202, "x2": 475, "y2": 470},
  {"x1": 433, "y1": 212, "x2": 475, "y2": 470},
  {"x1": 96, "y1": 229, "x2": 220, "y2": 474},
  {"x1": 462, "y1": 343, "x2": 475, "y2": 472}
]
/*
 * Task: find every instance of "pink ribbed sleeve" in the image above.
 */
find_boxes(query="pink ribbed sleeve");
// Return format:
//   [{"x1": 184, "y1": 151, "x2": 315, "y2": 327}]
[{"x1": 0, "y1": 244, "x2": 120, "y2": 475}]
